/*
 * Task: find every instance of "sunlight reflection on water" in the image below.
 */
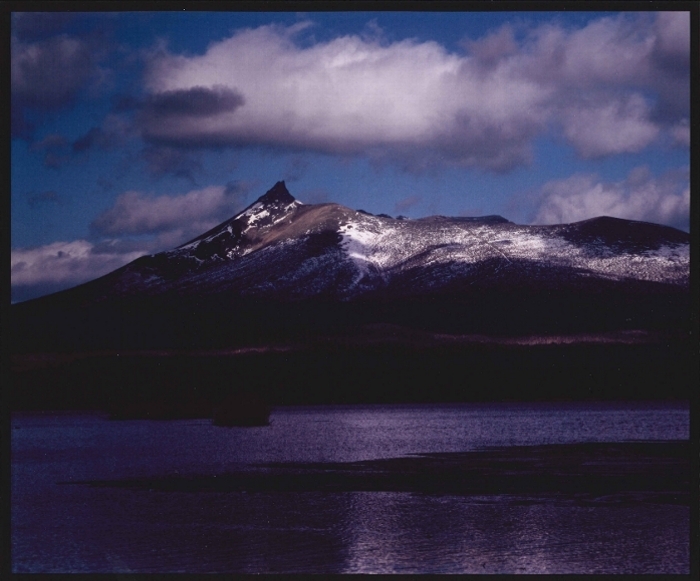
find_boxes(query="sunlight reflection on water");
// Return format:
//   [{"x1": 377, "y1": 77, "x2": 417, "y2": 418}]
[{"x1": 12, "y1": 402, "x2": 689, "y2": 573}]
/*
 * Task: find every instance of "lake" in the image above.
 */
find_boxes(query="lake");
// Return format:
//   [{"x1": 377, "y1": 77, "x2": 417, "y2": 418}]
[{"x1": 11, "y1": 401, "x2": 690, "y2": 573}]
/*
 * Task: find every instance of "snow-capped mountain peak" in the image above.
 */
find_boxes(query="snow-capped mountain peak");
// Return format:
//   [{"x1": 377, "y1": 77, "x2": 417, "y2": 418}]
[
  {"x1": 103, "y1": 181, "x2": 689, "y2": 306},
  {"x1": 176, "y1": 181, "x2": 303, "y2": 261},
  {"x1": 23, "y1": 180, "x2": 688, "y2": 310}
]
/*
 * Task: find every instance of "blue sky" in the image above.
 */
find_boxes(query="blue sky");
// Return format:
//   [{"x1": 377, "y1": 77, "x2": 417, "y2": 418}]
[{"x1": 11, "y1": 10, "x2": 691, "y2": 302}]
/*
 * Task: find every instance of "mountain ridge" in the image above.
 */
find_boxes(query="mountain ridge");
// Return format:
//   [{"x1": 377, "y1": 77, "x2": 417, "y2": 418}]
[
  {"x1": 128, "y1": 181, "x2": 688, "y2": 300},
  {"x1": 10, "y1": 181, "x2": 690, "y2": 351}
]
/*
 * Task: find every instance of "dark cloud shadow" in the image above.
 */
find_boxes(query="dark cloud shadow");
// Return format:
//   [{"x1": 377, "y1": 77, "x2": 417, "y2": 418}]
[{"x1": 145, "y1": 86, "x2": 245, "y2": 118}]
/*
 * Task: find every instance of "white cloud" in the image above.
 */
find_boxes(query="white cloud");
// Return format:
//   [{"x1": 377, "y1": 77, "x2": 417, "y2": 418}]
[
  {"x1": 137, "y1": 13, "x2": 688, "y2": 171},
  {"x1": 91, "y1": 184, "x2": 248, "y2": 236},
  {"x1": 11, "y1": 240, "x2": 146, "y2": 288},
  {"x1": 654, "y1": 11, "x2": 690, "y2": 58},
  {"x1": 533, "y1": 166, "x2": 689, "y2": 230},
  {"x1": 671, "y1": 119, "x2": 690, "y2": 147},
  {"x1": 561, "y1": 95, "x2": 660, "y2": 158},
  {"x1": 555, "y1": 15, "x2": 655, "y2": 87},
  {"x1": 141, "y1": 23, "x2": 551, "y2": 171}
]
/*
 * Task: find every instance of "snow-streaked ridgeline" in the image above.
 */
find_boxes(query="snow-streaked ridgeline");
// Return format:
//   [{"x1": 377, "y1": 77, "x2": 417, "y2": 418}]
[{"x1": 105, "y1": 181, "x2": 688, "y2": 301}]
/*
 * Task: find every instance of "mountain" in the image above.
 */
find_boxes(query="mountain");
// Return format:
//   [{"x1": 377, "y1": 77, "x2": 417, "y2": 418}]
[
  {"x1": 65, "y1": 180, "x2": 691, "y2": 301},
  {"x1": 10, "y1": 181, "x2": 690, "y2": 352}
]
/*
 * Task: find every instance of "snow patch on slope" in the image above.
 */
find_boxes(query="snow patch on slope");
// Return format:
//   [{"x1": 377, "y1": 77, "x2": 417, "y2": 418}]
[
  {"x1": 336, "y1": 218, "x2": 689, "y2": 290},
  {"x1": 339, "y1": 224, "x2": 378, "y2": 270}
]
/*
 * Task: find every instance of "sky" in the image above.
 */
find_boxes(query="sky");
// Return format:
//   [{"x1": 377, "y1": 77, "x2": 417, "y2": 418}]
[{"x1": 10, "y1": 9, "x2": 692, "y2": 303}]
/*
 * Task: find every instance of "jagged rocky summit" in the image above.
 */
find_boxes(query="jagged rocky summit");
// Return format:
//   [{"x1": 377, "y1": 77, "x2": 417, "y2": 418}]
[{"x1": 11, "y1": 181, "x2": 691, "y2": 349}]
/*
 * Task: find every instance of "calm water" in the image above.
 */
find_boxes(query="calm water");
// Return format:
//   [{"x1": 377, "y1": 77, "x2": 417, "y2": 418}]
[{"x1": 12, "y1": 401, "x2": 690, "y2": 573}]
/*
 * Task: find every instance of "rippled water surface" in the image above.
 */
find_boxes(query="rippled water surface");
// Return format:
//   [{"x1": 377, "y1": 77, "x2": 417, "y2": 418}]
[{"x1": 12, "y1": 401, "x2": 689, "y2": 573}]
